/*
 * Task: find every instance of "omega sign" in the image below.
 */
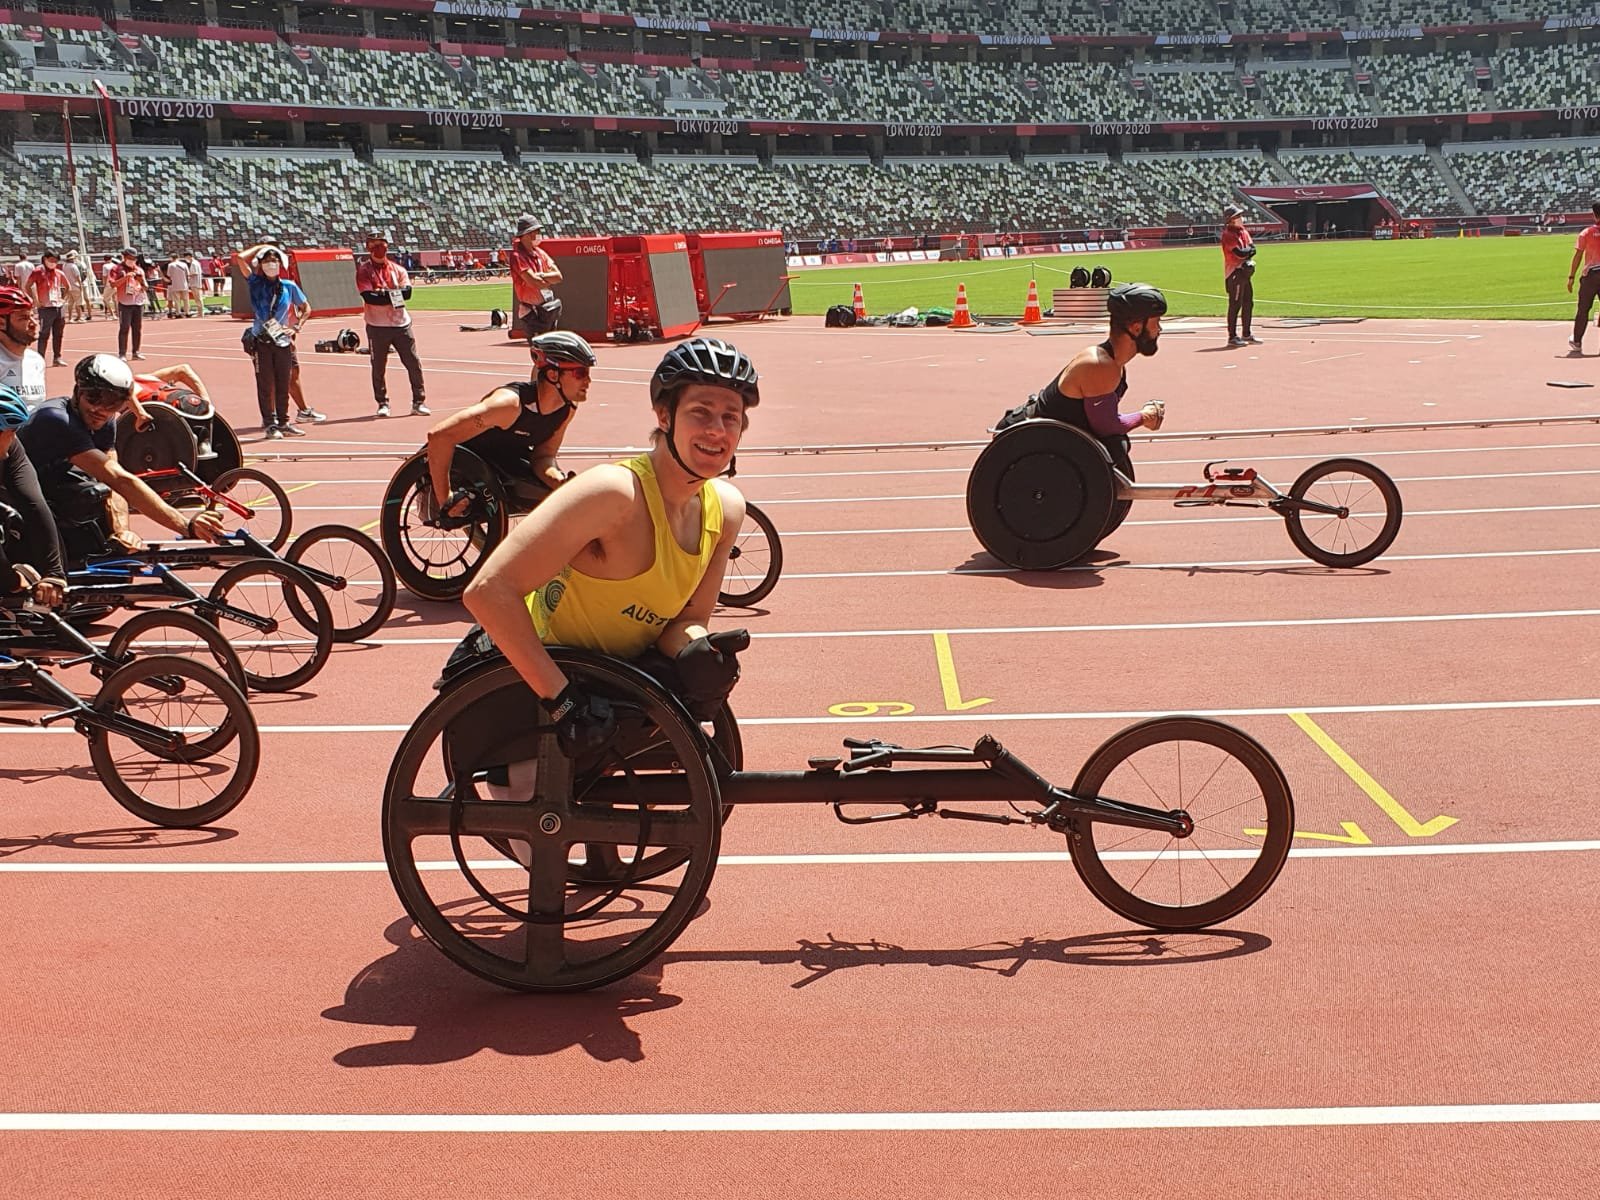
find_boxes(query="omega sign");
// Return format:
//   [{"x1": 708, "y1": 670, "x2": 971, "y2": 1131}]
[
  {"x1": 1311, "y1": 115, "x2": 1379, "y2": 130},
  {"x1": 886, "y1": 122, "x2": 943, "y2": 137},
  {"x1": 116, "y1": 98, "x2": 216, "y2": 120},
  {"x1": 674, "y1": 117, "x2": 740, "y2": 135},
  {"x1": 1090, "y1": 121, "x2": 1152, "y2": 136},
  {"x1": 426, "y1": 110, "x2": 503, "y2": 128}
]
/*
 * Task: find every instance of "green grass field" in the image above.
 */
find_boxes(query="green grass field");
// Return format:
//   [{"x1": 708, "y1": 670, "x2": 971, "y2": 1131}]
[{"x1": 404, "y1": 233, "x2": 1584, "y2": 322}]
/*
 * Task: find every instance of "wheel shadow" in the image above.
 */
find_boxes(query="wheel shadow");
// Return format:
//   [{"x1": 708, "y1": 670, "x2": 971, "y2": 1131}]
[
  {"x1": 954, "y1": 548, "x2": 1388, "y2": 582},
  {"x1": 659, "y1": 927, "x2": 1271, "y2": 988},
  {"x1": 0, "y1": 823, "x2": 236, "y2": 858},
  {"x1": 323, "y1": 910, "x2": 683, "y2": 1068}
]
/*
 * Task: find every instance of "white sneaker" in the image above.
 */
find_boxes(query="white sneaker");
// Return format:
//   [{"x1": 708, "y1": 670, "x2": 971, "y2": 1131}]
[
  {"x1": 411, "y1": 401, "x2": 431, "y2": 416},
  {"x1": 265, "y1": 425, "x2": 285, "y2": 440},
  {"x1": 376, "y1": 403, "x2": 391, "y2": 418},
  {"x1": 1570, "y1": 338, "x2": 1584, "y2": 355},
  {"x1": 280, "y1": 422, "x2": 307, "y2": 437},
  {"x1": 295, "y1": 407, "x2": 327, "y2": 423}
]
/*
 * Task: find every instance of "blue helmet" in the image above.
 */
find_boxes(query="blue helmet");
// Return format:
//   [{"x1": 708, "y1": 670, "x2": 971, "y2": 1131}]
[{"x1": 0, "y1": 386, "x2": 29, "y2": 432}]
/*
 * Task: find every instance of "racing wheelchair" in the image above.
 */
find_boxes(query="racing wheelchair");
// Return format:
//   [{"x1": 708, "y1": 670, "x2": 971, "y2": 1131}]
[
  {"x1": 0, "y1": 595, "x2": 259, "y2": 827},
  {"x1": 381, "y1": 644, "x2": 1295, "y2": 993},
  {"x1": 965, "y1": 418, "x2": 1403, "y2": 570},
  {"x1": 378, "y1": 446, "x2": 783, "y2": 607}
]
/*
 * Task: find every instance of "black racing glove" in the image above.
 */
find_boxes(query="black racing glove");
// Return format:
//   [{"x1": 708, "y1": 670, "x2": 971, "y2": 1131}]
[
  {"x1": 674, "y1": 629, "x2": 750, "y2": 715},
  {"x1": 542, "y1": 681, "x2": 617, "y2": 758},
  {"x1": 428, "y1": 486, "x2": 480, "y2": 531}
]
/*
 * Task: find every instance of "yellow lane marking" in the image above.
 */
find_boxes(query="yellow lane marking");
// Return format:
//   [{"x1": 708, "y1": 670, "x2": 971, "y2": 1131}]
[
  {"x1": 1247, "y1": 820, "x2": 1372, "y2": 845},
  {"x1": 1289, "y1": 711, "x2": 1458, "y2": 837},
  {"x1": 933, "y1": 632, "x2": 991, "y2": 712}
]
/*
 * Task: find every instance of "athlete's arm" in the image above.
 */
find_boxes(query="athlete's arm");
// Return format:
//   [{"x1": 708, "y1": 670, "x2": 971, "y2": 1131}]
[
  {"x1": 69, "y1": 447, "x2": 219, "y2": 545},
  {"x1": 150, "y1": 364, "x2": 212, "y2": 406},
  {"x1": 1062, "y1": 357, "x2": 1149, "y2": 436},
  {"x1": 1, "y1": 439, "x2": 66, "y2": 588},
  {"x1": 463, "y1": 464, "x2": 637, "y2": 700},
  {"x1": 528, "y1": 407, "x2": 578, "y2": 489},
  {"x1": 424, "y1": 389, "x2": 521, "y2": 506},
  {"x1": 656, "y1": 480, "x2": 747, "y2": 658}
]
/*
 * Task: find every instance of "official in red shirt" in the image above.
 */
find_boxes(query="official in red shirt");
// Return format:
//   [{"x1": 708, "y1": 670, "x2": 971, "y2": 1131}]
[
  {"x1": 508, "y1": 215, "x2": 564, "y2": 341},
  {"x1": 1566, "y1": 200, "x2": 1600, "y2": 355},
  {"x1": 356, "y1": 233, "x2": 428, "y2": 418},
  {"x1": 27, "y1": 250, "x2": 69, "y2": 366},
  {"x1": 1220, "y1": 205, "x2": 1260, "y2": 347},
  {"x1": 106, "y1": 247, "x2": 148, "y2": 359}
]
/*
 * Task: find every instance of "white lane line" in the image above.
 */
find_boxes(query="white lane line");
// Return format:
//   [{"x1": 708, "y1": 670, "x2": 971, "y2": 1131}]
[
  {"x1": 4, "y1": 696, "x2": 1600, "y2": 737},
  {"x1": 0, "y1": 1103, "x2": 1595, "y2": 1133},
  {"x1": 1297, "y1": 351, "x2": 1365, "y2": 366},
  {"x1": 3, "y1": 840, "x2": 1597, "y2": 874}
]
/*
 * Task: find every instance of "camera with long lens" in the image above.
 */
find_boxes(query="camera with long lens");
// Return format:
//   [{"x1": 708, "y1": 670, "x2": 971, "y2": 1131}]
[{"x1": 314, "y1": 327, "x2": 362, "y2": 354}]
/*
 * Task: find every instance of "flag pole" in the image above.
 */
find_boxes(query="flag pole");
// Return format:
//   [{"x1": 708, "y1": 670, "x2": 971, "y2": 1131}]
[
  {"x1": 91, "y1": 79, "x2": 130, "y2": 250},
  {"x1": 62, "y1": 99, "x2": 100, "y2": 305}
]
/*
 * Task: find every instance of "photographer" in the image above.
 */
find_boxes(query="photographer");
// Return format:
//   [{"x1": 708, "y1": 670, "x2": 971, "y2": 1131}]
[
  {"x1": 233, "y1": 243, "x2": 308, "y2": 440},
  {"x1": 508, "y1": 215, "x2": 563, "y2": 340}
]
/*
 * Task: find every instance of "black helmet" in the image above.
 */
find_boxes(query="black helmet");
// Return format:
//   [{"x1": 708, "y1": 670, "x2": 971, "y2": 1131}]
[
  {"x1": 649, "y1": 337, "x2": 760, "y2": 409},
  {"x1": 74, "y1": 352, "x2": 134, "y2": 396},
  {"x1": 530, "y1": 330, "x2": 596, "y2": 368},
  {"x1": 1089, "y1": 264, "x2": 1112, "y2": 289},
  {"x1": 1068, "y1": 266, "x2": 1090, "y2": 289},
  {"x1": 1107, "y1": 282, "x2": 1167, "y2": 325}
]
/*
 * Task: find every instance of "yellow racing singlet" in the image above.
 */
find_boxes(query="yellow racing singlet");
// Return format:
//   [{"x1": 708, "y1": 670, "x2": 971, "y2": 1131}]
[{"x1": 526, "y1": 454, "x2": 724, "y2": 659}]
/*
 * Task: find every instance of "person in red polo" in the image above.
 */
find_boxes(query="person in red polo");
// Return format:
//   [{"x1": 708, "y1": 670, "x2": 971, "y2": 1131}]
[
  {"x1": 1566, "y1": 200, "x2": 1600, "y2": 356},
  {"x1": 508, "y1": 214, "x2": 563, "y2": 341},
  {"x1": 1220, "y1": 204, "x2": 1260, "y2": 347},
  {"x1": 26, "y1": 250, "x2": 69, "y2": 366},
  {"x1": 356, "y1": 232, "x2": 428, "y2": 418}
]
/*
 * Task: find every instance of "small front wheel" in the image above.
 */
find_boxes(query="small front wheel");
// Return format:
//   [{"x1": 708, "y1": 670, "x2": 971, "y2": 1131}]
[
  {"x1": 210, "y1": 466, "x2": 292, "y2": 551},
  {"x1": 1068, "y1": 717, "x2": 1294, "y2": 930},
  {"x1": 1281, "y1": 458, "x2": 1402, "y2": 568},
  {"x1": 284, "y1": 524, "x2": 398, "y2": 642},
  {"x1": 206, "y1": 561, "x2": 333, "y2": 692}
]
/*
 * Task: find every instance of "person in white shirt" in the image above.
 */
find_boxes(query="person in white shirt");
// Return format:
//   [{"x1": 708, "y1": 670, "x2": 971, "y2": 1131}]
[
  {"x1": 0, "y1": 285, "x2": 48, "y2": 408},
  {"x1": 62, "y1": 250, "x2": 87, "y2": 323},
  {"x1": 185, "y1": 254, "x2": 206, "y2": 316},
  {"x1": 165, "y1": 255, "x2": 190, "y2": 320}
]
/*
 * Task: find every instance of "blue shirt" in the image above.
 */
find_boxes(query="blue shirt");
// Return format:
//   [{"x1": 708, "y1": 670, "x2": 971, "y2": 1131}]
[
  {"x1": 18, "y1": 396, "x2": 117, "y2": 474},
  {"x1": 245, "y1": 273, "x2": 308, "y2": 345}
]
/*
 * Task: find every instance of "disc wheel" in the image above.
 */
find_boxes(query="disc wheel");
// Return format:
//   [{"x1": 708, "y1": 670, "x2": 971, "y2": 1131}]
[
  {"x1": 380, "y1": 450, "x2": 509, "y2": 602},
  {"x1": 200, "y1": 415, "x2": 244, "y2": 482},
  {"x1": 1280, "y1": 458, "x2": 1403, "y2": 568},
  {"x1": 718, "y1": 501, "x2": 782, "y2": 607},
  {"x1": 383, "y1": 652, "x2": 722, "y2": 993},
  {"x1": 283, "y1": 524, "x2": 397, "y2": 643},
  {"x1": 206, "y1": 561, "x2": 333, "y2": 692},
  {"x1": 1102, "y1": 440, "x2": 1135, "y2": 541},
  {"x1": 103, "y1": 608, "x2": 249, "y2": 695},
  {"x1": 210, "y1": 466, "x2": 292, "y2": 551},
  {"x1": 966, "y1": 419, "x2": 1115, "y2": 570},
  {"x1": 1067, "y1": 717, "x2": 1293, "y2": 930},
  {"x1": 87, "y1": 654, "x2": 260, "y2": 828}
]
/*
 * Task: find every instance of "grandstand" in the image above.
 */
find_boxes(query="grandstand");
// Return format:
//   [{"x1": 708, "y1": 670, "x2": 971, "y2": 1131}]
[{"x1": 0, "y1": 1, "x2": 1595, "y2": 258}]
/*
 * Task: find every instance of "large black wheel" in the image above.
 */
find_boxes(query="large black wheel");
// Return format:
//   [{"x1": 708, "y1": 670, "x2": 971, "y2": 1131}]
[
  {"x1": 1102, "y1": 440, "x2": 1135, "y2": 541},
  {"x1": 115, "y1": 403, "x2": 196, "y2": 480},
  {"x1": 206, "y1": 560, "x2": 333, "y2": 692},
  {"x1": 103, "y1": 607, "x2": 249, "y2": 694},
  {"x1": 210, "y1": 466, "x2": 291, "y2": 551},
  {"x1": 718, "y1": 501, "x2": 782, "y2": 608},
  {"x1": 1280, "y1": 458, "x2": 1403, "y2": 568},
  {"x1": 380, "y1": 449, "x2": 509, "y2": 602},
  {"x1": 200, "y1": 414, "x2": 244, "y2": 482},
  {"x1": 1067, "y1": 717, "x2": 1294, "y2": 931},
  {"x1": 284, "y1": 524, "x2": 397, "y2": 643},
  {"x1": 966, "y1": 419, "x2": 1116, "y2": 570},
  {"x1": 382, "y1": 651, "x2": 722, "y2": 992},
  {"x1": 87, "y1": 654, "x2": 260, "y2": 828}
]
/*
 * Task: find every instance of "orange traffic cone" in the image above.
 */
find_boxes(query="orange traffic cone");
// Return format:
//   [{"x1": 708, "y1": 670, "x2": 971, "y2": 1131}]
[
  {"x1": 1021, "y1": 277, "x2": 1043, "y2": 325},
  {"x1": 950, "y1": 282, "x2": 974, "y2": 329},
  {"x1": 852, "y1": 282, "x2": 867, "y2": 320}
]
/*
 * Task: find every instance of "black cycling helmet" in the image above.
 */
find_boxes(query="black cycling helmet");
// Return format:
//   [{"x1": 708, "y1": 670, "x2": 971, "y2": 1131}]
[
  {"x1": 1089, "y1": 264, "x2": 1112, "y2": 289},
  {"x1": 1107, "y1": 282, "x2": 1168, "y2": 326},
  {"x1": 74, "y1": 352, "x2": 134, "y2": 398},
  {"x1": 530, "y1": 330, "x2": 596, "y2": 369},
  {"x1": 0, "y1": 386, "x2": 30, "y2": 432},
  {"x1": 648, "y1": 337, "x2": 760, "y2": 410}
]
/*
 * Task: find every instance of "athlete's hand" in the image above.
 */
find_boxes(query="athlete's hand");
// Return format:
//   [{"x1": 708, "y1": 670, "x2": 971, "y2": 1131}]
[
  {"x1": 187, "y1": 511, "x2": 225, "y2": 543},
  {"x1": 33, "y1": 575, "x2": 66, "y2": 608},
  {"x1": 543, "y1": 682, "x2": 617, "y2": 758},
  {"x1": 112, "y1": 528, "x2": 146, "y2": 552},
  {"x1": 675, "y1": 629, "x2": 749, "y2": 715},
  {"x1": 1141, "y1": 400, "x2": 1166, "y2": 431}
]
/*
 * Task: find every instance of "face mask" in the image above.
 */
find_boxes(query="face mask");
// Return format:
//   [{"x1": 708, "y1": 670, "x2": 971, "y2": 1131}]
[
  {"x1": 261, "y1": 261, "x2": 281, "y2": 278},
  {"x1": 369, "y1": 246, "x2": 387, "y2": 260}
]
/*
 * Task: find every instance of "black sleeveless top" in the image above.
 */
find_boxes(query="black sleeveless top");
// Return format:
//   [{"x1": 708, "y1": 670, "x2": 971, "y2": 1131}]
[
  {"x1": 464, "y1": 381, "x2": 572, "y2": 463},
  {"x1": 1031, "y1": 339, "x2": 1127, "y2": 433}
]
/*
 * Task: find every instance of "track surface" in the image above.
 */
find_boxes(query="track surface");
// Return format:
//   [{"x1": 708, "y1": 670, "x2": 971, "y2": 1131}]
[{"x1": 3, "y1": 311, "x2": 1596, "y2": 1197}]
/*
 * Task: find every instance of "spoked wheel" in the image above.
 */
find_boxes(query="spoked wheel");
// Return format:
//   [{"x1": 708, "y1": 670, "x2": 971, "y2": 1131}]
[
  {"x1": 382, "y1": 652, "x2": 722, "y2": 992},
  {"x1": 103, "y1": 608, "x2": 249, "y2": 695},
  {"x1": 1279, "y1": 458, "x2": 1403, "y2": 568},
  {"x1": 1067, "y1": 717, "x2": 1294, "y2": 930},
  {"x1": 380, "y1": 450, "x2": 509, "y2": 602},
  {"x1": 211, "y1": 466, "x2": 292, "y2": 551},
  {"x1": 718, "y1": 502, "x2": 782, "y2": 607},
  {"x1": 206, "y1": 561, "x2": 333, "y2": 692},
  {"x1": 86, "y1": 654, "x2": 260, "y2": 828},
  {"x1": 283, "y1": 524, "x2": 398, "y2": 642}
]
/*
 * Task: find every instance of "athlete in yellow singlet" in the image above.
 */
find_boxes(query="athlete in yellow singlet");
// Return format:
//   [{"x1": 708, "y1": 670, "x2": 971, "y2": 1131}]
[{"x1": 463, "y1": 337, "x2": 760, "y2": 752}]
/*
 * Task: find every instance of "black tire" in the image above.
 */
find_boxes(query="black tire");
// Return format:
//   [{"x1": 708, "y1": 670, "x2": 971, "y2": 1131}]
[
  {"x1": 284, "y1": 524, "x2": 397, "y2": 643},
  {"x1": 87, "y1": 654, "x2": 260, "y2": 828},
  {"x1": 1102, "y1": 440, "x2": 1134, "y2": 540},
  {"x1": 383, "y1": 652, "x2": 722, "y2": 992},
  {"x1": 104, "y1": 608, "x2": 249, "y2": 694},
  {"x1": 201, "y1": 415, "x2": 244, "y2": 482},
  {"x1": 206, "y1": 560, "x2": 333, "y2": 692},
  {"x1": 1068, "y1": 717, "x2": 1294, "y2": 931},
  {"x1": 966, "y1": 419, "x2": 1115, "y2": 570},
  {"x1": 1281, "y1": 458, "x2": 1403, "y2": 568},
  {"x1": 718, "y1": 501, "x2": 782, "y2": 607},
  {"x1": 380, "y1": 450, "x2": 509, "y2": 602},
  {"x1": 210, "y1": 466, "x2": 292, "y2": 551}
]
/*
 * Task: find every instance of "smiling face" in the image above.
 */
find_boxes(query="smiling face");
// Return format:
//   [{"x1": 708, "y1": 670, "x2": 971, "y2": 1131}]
[
  {"x1": 656, "y1": 383, "x2": 747, "y2": 478},
  {"x1": 74, "y1": 385, "x2": 127, "y2": 432}
]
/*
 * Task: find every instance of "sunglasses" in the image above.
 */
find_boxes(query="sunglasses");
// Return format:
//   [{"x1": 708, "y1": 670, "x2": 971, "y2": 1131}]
[
  {"x1": 79, "y1": 388, "x2": 127, "y2": 412},
  {"x1": 556, "y1": 365, "x2": 590, "y2": 380}
]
